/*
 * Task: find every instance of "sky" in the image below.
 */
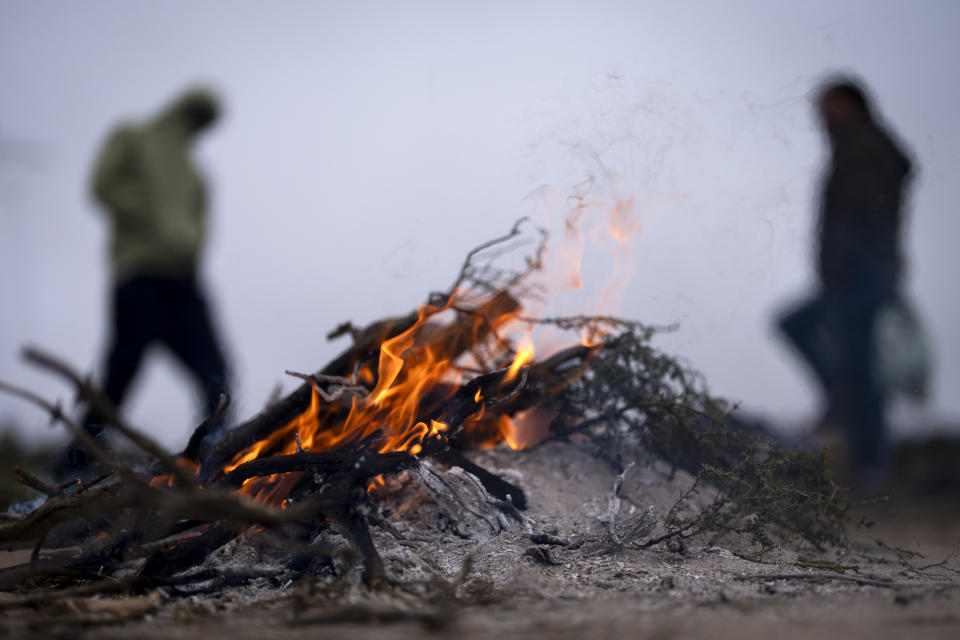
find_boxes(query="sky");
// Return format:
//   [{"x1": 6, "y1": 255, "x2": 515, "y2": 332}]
[{"x1": 1, "y1": 0, "x2": 958, "y2": 450}]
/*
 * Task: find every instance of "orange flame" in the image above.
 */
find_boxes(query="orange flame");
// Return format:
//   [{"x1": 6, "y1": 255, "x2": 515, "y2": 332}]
[
  {"x1": 150, "y1": 458, "x2": 201, "y2": 488},
  {"x1": 505, "y1": 336, "x2": 534, "y2": 382},
  {"x1": 496, "y1": 407, "x2": 553, "y2": 451},
  {"x1": 223, "y1": 291, "x2": 520, "y2": 504},
  {"x1": 206, "y1": 195, "x2": 642, "y2": 506}
]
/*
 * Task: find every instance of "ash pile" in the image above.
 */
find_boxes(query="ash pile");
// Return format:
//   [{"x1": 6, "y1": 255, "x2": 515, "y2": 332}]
[{"x1": 0, "y1": 221, "x2": 887, "y2": 630}]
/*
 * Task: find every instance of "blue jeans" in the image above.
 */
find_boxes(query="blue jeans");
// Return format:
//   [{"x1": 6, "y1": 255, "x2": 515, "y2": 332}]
[{"x1": 778, "y1": 273, "x2": 896, "y2": 469}]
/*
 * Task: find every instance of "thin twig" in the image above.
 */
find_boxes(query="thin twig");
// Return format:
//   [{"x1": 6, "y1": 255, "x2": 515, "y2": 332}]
[
  {"x1": 22, "y1": 347, "x2": 197, "y2": 490},
  {"x1": 13, "y1": 466, "x2": 64, "y2": 498},
  {"x1": 285, "y1": 369, "x2": 369, "y2": 403},
  {"x1": 0, "y1": 379, "x2": 145, "y2": 485}
]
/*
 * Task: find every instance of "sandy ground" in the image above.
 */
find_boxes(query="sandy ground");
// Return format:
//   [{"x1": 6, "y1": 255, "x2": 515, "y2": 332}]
[{"x1": 2, "y1": 441, "x2": 958, "y2": 639}]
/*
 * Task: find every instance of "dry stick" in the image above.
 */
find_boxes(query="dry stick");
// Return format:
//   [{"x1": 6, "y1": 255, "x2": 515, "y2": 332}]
[
  {"x1": 288, "y1": 368, "x2": 363, "y2": 388},
  {"x1": 181, "y1": 393, "x2": 231, "y2": 462},
  {"x1": 143, "y1": 470, "x2": 383, "y2": 585},
  {"x1": 605, "y1": 462, "x2": 635, "y2": 545},
  {"x1": 2, "y1": 438, "x2": 148, "y2": 573},
  {"x1": 0, "y1": 483, "x2": 129, "y2": 544},
  {"x1": 285, "y1": 370, "x2": 369, "y2": 403},
  {"x1": 22, "y1": 347, "x2": 197, "y2": 490},
  {"x1": 331, "y1": 503, "x2": 387, "y2": 589},
  {"x1": 0, "y1": 575, "x2": 141, "y2": 611},
  {"x1": 485, "y1": 366, "x2": 529, "y2": 408},
  {"x1": 0, "y1": 382, "x2": 349, "y2": 575},
  {"x1": 28, "y1": 530, "x2": 49, "y2": 565},
  {"x1": 443, "y1": 343, "x2": 598, "y2": 426},
  {"x1": 0, "y1": 568, "x2": 282, "y2": 611},
  {"x1": 0, "y1": 379, "x2": 145, "y2": 485},
  {"x1": 137, "y1": 523, "x2": 240, "y2": 580},
  {"x1": 438, "y1": 216, "x2": 530, "y2": 303},
  {"x1": 13, "y1": 466, "x2": 63, "y2": 498},
  {"x1": 47, "y1": 487, "x2": 345, "y2": 582},
  {"x1": 23, "y1": 472, "x2": 109, "y2": 499},
  {"x1": 0, "y1": 554, "x2": 108, "y2": 587},
  {"x1": 918, "y1": 546, "x2": 960, "y2": 574},
  {"x1": 220, "y1": 451, "x2": 417, "y2": 488},
  {"x1": 139, "y1": 485, "x2": 336, "y2": 529}
]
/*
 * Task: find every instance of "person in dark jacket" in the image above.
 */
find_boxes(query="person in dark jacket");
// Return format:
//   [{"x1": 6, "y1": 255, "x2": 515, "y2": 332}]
[
  {"x1": 778, "y1": 77, "x2": 913, "y2": 482},
  {"x1": 55, "y1": 87, "x2": 231, "y2": 477}
]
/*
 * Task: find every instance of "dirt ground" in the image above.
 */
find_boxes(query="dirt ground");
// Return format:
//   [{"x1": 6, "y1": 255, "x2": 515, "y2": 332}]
[{"x1": 2, "y1": 441, "x2": 958, "y2": 639}]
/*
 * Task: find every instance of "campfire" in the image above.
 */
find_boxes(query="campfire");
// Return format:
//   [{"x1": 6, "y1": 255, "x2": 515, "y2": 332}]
[{"x1": 0, "y1": 217, "x2": 852, "y2": 624}]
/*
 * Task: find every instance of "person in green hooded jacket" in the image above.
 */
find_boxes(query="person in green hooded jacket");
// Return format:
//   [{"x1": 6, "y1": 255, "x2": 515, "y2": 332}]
[{"x1": 56, "y1": 87, "x2": 231, "y2": 476}]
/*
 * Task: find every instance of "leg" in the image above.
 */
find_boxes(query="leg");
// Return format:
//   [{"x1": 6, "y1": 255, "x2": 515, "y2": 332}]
[
  {"x1": 57, "y1": 278, "x2": 158, "y2": 477},
  {"x1": 159, "y1": 279, "x2": 230, "y2": 419},
  {"x1": 777, "y1": 291, "x2": 837, "y2": 394},
  {"x1": 838, "y1": 278, "x2": 894, "y2": 472},
  {"x1": 93, "y1": 279, "x2": 159, "y2": 427}
]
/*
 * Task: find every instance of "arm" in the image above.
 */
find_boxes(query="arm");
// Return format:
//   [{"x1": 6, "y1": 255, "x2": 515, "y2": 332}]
[{"x1": 90, "y1": 128, "x2": 150, "y2": 222}]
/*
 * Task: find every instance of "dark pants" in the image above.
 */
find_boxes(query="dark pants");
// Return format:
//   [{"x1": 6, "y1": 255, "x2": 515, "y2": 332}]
[
  {"x1": 59, "y1": 276, "x2": 230, "y2": 475},
  {"x1": 778, "y1": 273, "x2": 895, "y2": 469}
]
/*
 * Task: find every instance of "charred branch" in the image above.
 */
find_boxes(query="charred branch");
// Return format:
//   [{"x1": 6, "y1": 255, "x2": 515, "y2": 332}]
[
  {"x1": 204, "y1": 311, "x2": 420, "y2": 474},
  {"x1": 138, "y1": 523, "x2": 239, "y2": 579},
  {"x1": 181, "y1": 393, "x2": 231, "y2": 462},
  {"x1": 220, "y1": 451, "x2": 418, "y2": 488}
]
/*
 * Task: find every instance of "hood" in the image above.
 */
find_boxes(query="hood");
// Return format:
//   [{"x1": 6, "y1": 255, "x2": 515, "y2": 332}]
[{"x1": 156, "y1": 86, "x2": 220, "y2": 136}]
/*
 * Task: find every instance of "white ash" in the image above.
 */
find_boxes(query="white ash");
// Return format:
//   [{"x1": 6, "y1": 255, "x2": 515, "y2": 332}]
[{"x1": 167, "y1": 439, "x2": 949, "y2": 616}]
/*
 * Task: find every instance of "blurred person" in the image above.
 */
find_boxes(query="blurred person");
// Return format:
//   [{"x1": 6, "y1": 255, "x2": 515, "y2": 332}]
[
  {"x1": 777, "y1": 77, "x2": 914, "y2": 487},
  {"x1": 54, "y1": 87, "x2": 231, "y2": 477}
]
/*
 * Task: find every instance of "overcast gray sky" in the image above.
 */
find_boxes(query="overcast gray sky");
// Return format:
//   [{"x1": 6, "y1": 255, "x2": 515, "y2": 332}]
[{"x1": 2, "y1": 0, "x2": 958, "y2": 450}]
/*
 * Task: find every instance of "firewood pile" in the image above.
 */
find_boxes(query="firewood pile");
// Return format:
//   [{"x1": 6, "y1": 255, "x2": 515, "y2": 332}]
[{"x1": 0, "y1": 220, "x2": 857, "y2": 628}]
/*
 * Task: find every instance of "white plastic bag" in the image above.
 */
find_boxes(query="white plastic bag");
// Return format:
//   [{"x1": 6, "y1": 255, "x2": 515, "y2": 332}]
[{"x1": 874, "y1": 297, "x2": 932, "y2": 400}]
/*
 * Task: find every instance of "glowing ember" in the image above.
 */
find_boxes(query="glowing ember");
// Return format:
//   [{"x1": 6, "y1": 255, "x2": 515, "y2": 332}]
[{"x1": 150, "y1": 458, "x2": 201, "y2": 488}]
